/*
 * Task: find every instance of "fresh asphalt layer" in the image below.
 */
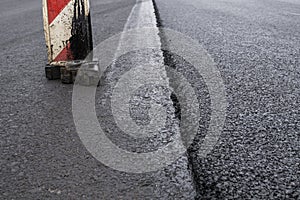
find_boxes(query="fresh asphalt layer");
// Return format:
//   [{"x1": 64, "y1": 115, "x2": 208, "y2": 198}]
[
  {"x1": 154, "y1": 0, "x2": 300, "y2": 199},
  {"x1": 0, "y1": 0, "x2": 299, "y2": 199}
]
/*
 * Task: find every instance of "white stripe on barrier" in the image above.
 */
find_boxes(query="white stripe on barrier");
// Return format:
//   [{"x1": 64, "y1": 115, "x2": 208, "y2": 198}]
[{"x1": 49, "y1": 0, "x2": 74, "y2": 60}]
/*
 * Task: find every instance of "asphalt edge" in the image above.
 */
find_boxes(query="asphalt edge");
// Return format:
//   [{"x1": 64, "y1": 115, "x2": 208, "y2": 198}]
[{"x1": 151, "y1": 0, "x2": 201, "y2": 198}]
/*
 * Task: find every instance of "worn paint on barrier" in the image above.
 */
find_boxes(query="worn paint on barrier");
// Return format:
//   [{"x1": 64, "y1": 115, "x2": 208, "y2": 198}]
[{"x1": 42, "y1": 0, "x2": 93, "y2": 65}]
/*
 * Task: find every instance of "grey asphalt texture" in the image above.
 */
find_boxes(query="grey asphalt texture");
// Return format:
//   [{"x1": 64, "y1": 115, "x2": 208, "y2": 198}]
[
  {"x1": 154, "y1": 0, "x2": 300, "y2": 199},
  {"x1": 1, "y1": 0, "x2": 195, "y2": 199},
  {"x1": 0, "y1": 0, "x2": 299, "y2": 199}
]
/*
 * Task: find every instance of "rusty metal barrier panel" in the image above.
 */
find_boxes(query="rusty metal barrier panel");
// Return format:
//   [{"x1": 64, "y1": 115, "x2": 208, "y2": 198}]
[{"x1": 42, "y1": 0, "x2": 94, "y2": 83}]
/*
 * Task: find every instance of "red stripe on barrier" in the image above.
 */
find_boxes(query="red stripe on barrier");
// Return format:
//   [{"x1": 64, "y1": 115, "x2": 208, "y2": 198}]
[
  {"x1": 47, "y1": 0, "x2": 71, "y2": 24},
  {"x1": 54, "y1": 43, "x2": 74, "y2": 62}
]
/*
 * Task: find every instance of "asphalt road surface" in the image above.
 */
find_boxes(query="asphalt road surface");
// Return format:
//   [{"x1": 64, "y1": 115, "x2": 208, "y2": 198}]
[
  {"x1": 1, "y1": 0, "x2": 195, "y2": 199},
  {"x1": 154, "y1": 0, "x2": 300, "y2": 198},
  {"x1": 1, "y1": 0, "x2": 299, "y2": 199}
]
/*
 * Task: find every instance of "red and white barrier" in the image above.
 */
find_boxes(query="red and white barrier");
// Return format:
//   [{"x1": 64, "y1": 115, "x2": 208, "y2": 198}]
[{"x1": 42, "y1": 0, "x2": 93, "y2": 65}]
